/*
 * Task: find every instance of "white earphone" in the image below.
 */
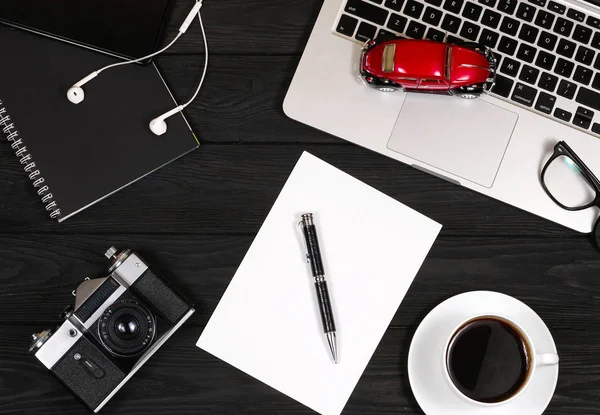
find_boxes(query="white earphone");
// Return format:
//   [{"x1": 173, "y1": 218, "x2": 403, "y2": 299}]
[{"x1": 67, "y1": 0, "x2": 208, "y2": 136}]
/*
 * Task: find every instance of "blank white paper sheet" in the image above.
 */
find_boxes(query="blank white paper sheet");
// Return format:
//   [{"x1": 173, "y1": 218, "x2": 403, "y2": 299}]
[{"x1": 197, "y1": 152, "x2": 442, "y2": 415}]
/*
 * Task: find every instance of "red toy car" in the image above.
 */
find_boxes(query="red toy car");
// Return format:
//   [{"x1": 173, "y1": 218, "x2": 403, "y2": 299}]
[{"x1": 359, "y1": 38, "x2": 496, "y2": 98}]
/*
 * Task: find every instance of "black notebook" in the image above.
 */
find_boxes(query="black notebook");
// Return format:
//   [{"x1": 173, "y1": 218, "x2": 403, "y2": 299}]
[{"x1": 0, "y1": 25, "x2": 199, "y2": 222}]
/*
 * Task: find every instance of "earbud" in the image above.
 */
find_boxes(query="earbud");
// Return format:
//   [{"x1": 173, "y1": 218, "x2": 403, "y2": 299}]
[
  {"x1": 67, "y1": 86, "x2": 85, "y2": 104},
  {"x1": 149, "y1": 106, "x2": 184, "y2": 136},
  {"x1": 66, "y1": 71, "x2": 98, "y2": 105}
]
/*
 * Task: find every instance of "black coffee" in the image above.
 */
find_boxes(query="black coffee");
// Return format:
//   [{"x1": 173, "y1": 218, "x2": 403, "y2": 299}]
[{"x1": 446, "y1": 317, "x2": 531, "y2": 403}]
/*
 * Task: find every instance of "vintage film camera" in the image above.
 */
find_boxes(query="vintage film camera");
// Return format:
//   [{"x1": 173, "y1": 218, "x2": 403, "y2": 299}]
[{"x1": 29, "y1": 247, "x2": 195, "y2": 412}]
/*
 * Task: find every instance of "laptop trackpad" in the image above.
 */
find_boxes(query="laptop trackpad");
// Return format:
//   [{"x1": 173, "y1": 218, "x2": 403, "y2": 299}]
[{"x1": 386, "y1": 94, "x2": 518, "y2": 188}]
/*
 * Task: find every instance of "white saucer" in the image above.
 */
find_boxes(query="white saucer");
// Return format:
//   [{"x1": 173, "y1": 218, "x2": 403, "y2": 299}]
[{"x1": 408, "y1": 291, "x2": 559, "y2": 415}]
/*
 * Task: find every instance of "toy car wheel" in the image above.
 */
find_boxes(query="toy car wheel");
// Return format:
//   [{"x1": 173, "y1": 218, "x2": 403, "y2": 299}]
[{"x1": 454, "y1": 84, "x2": 484, "y2": 98}]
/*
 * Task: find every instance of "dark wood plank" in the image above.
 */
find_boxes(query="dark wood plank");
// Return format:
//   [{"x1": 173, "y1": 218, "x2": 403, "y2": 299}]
[
  {"x1": 3, "y1": 323, "x2": 599, "y2": 415},
  {"x1": 154, "y1": 55, "x2": 328, "y2": 144},
  {"x1": 162, "y1": 0, "x2": 323, "y2": 55},
  {"x1": 2, "y1": 234, "x2": 599, "y2": 330},
  {"x1": 0, "y1": 144, "x2": 574, "y2": 236}
]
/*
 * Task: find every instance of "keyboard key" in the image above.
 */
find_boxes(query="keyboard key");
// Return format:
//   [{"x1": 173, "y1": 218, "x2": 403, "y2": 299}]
[
  {"x1": 498, "y1": 35, "x2": 518, "y2": 54},
  {"x1": 593, "y1": 123, "x2": 600, "y2": 134},
  {"x1": 535, "y1": 91, "x2": 557, "y2": 113},
  {"x1": 528, "y1": 0, "x2": 546, "y2": 6},
  {"x1": 404, "y1": 0, "x2": 425, "y2": 18},
  {"x1": 346, "y1": 0, "x2": 389, "y2": 25},
  {"x1": 575, "y1": 46, "x2": 595, "y2": 65},
  {"x1": 443, "y1": 0, "x2": 465, "y2": 13},
  {"x1": 536, "y1": 50, "x2": 556, "y2": 69},
  {"x1": 595, "y1": 54, "x2": 600, "y2": 70},
  {"x1": 493, "y1": 51, "x2": 503, "y2": 66},
  {"x1": 520, "y1": 65, "x2": 540, "y2": 84},
  {"x1": 387, "y1": 13, "x2": 408, "y2": 32},
  {"x1": 425, "y1": 0, "x2": 443, "y2": 6},
  {"x1": 447, "y1": 35, "x2": 463, "y2": 43},
  {"x1": 442, "y1": 14, "x2": 463, "y2": 32},
  {"x1": 538, "y1": 72, "x2": 559, "y2": 91},
  {"x1": 462, "y1": 2, "x2": 483, "y2": 20},
  {"x1": 427, "y1": 27, "x2": 446, "y2": 41},
  {"x1": 557, "y1": 79, "x2": 577, "y2": 99},
  {"x1": 535, "y1": 10, "x2": 555, "y2": 29},
  {"x1": 577, "y1": 106, "x2": 594, "y2": 119},
  {"x1": 480, "y1": 28, "x2": 500, "y2": 47},
  {"x1": 577, "y1": 87, "x2": 600, "y2": 111},
  {"x1": 537, "y1": 31, "x2": 558, "y2": 50},
  {"x1": 567, "y1": 8, "x2": 585, "y2": 23},
  {"x1": 336, "y1": 15, "x2": 359, "y2": 36},
  {"x1": 385, "y1": 0, "x2": 405, "y2": 11},
  {"x1": 593, "y1": 32, "x2": 600, "y2": 50},
  {"x1": 516, "y1": 3, "x2": 536, "y2": 21},
  {"x1": 517, "y1": 43, "x2": 537, "y2": 62},
  {"x1": 573, "y1": 114, "x2": 592, "y2": 129},
  {"x1": 501, "y1": 57, "x2": 521, "y2": 75},
  {"x1": 479, "y1": 0, "x2": 497, "y2": 7},
  {"x1": 376, "y1": 28, "x2": 395, "y2": 38},
  {"x1": 554, "y1": 108, "x2": 572, "y2": 121},
  {"x1": 356, "y1": 21, "x2": 378, "y2": 41},
  {"x1": 554, "y1": 58, "x2": 575, "y2": 77},
  {"x1": 500, "y1": 17, "x2": 520, "y2": 35},
  {"x1": 557, "y1": 38, "x2": 576, "y2": 58},
  {"x1": 368, "y1": 0, "x2": 384, "y2": 3},
  {"x1": 574, "y1": 107, "x2": 594, "y2": 129},
  {"x1": 593, "y1": 73, "x2": 600, "y2": 90},
  {"x1": 491, "y1": 74, "x2": 515, "y2": 96},
  {"x1": 482, "y1": 9, "x2": 502, "y2": 28},
  {"x1": 548, "y1": 1, "x2": 565, "y2": 15},
  {"x1": 461, "y1": 21, "x2": 481, "y2": 40},
  {"x1": 573, "y1": 25, "x2": 592, "y2": 44},
  {"x1": 511, "y1": 82, "x2": 537, "y2": 106},
  {"x1": 497, "y1": 0, "x2": 517, "y2": 14},
  {"x1": 407, "y1": 20, "x2": 427, "y2": 38},
  {"x1": 519, "y1": 24, "x2": 539, "y2": 43},
  {"x1": 553, "y1": 17, "x2": 574, "y2": 36},
  {"x1": 587, "y1": 16, "x2": 600, "y2": 29},
  {"x1": 574, "y1": 66, "x2": 593, "y2": 85},
  {"x1": 423, "y1": 7, "x2": 443, "y2": 25}
]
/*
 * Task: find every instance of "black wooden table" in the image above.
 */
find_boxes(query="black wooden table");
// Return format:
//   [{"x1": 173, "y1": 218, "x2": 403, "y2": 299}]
[{"x1": 1, "y1": 1, "x2": 599, "y2": 414}]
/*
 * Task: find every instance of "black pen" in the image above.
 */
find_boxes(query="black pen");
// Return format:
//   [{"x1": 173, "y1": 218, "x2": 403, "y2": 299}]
[{"x1": 299, "y1": 213, "x2": 338, "y2": 364}]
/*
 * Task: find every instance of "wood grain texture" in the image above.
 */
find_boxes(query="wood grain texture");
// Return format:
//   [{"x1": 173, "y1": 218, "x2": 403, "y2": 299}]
[
  {"x1": 160, "y1": 0, "x2": 323, "y2": 55},
  {"x1": 0, "y1": 144, "x2": 576, "y2": 236},
  {"x1": 155, "y1": 55, "x2": 330, "y2": 144},
  {"x1": 2, "y1": 0, "x2": 600, "y2": 413},
  {"x1": 1, "y1": 235, "x2": 600, "y2": 328}
]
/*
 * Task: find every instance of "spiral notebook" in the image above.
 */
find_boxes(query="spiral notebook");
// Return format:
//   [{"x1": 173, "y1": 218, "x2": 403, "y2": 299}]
[{"x1": 0, "y1": 25, "x2": 199, "y2": 222}]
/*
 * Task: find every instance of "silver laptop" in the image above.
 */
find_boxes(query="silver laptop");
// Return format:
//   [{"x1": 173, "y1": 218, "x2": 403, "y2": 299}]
[{"x1": 284, "y1": 0, "x2": 600, "y2": 233}]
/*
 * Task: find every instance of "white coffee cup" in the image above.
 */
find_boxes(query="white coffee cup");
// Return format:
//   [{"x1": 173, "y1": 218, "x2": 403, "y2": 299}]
[{"x1": 442, "y1": 313, "x2": 559, "y2": 407}]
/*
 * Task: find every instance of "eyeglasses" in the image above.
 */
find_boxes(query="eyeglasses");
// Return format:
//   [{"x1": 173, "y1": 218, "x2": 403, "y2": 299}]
[{"x1": 541, "y1": 141, "x2": 600, "y2": 250}]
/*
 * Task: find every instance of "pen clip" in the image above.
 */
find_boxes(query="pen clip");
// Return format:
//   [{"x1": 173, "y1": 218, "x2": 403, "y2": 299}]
[{"x1": 297, "y1": 220, "x2": 311, "y2": 264}]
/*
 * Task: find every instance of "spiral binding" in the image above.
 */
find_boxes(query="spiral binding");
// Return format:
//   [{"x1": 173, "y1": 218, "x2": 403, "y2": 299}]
[{"x1": 0, "y1": 100, "x2": 62, "y2": 219}]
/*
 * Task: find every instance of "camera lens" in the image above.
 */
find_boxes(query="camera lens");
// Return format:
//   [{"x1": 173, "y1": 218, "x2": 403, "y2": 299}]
[
  {"x1": 98, "y1": 300, "x2": 155, "y2": 357},
  {"x1": 115, "y1": 316, "x2": 140, "y2": 340}
]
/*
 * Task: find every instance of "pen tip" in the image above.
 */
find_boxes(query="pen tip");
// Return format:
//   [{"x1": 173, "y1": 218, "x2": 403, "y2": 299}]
[{"x1": 326, "y1": 332, "x2": 338, "y2": 365}]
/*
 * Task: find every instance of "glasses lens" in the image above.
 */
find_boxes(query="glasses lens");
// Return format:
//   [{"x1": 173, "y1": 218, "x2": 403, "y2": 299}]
[{"x1": 544, "y1": 155, "x2": 597, "y2": 208}]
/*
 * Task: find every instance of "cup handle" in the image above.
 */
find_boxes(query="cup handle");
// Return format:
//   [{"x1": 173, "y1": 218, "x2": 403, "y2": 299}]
[{"x1": 537, "y1": 353, "x2": 559, "y2": 366}]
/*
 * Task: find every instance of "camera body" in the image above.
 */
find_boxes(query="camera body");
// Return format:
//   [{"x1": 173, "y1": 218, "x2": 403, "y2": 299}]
[{"x1": 29, "y1": 247, "x2": 195, "y2": 413}]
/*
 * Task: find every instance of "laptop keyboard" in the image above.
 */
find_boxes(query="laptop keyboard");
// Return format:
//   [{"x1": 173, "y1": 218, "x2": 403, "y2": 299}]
[{"x1": 334, "y1": 0, "x2": 600, "y2": 136}]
